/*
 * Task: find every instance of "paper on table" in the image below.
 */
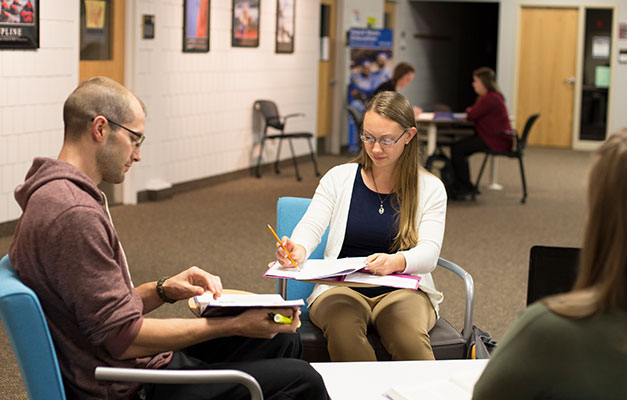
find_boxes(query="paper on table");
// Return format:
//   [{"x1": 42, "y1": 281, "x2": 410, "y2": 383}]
[
  {"x1": 384, "y1": 379, "x2": 471, "y2": 400},
  {"x1": 194, "y1": 293, "x2": 304, "y2": 317},
  {"x1": 384, "y1": 367, "x2": 484, "y2": 400},
  {"x1": 418, "y1": 112, "x2": 434, "y2": 121},
  {"x1": 264, "y1": 257, "x2": 368, "y2": 280}
]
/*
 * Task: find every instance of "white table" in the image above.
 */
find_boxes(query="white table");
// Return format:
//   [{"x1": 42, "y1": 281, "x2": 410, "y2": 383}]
[
  {"x1": 312, "y1": 359, "x2": 489, "y2": 400},
  {"x1": 416, "y1": 114, "x2": 474, "y2": 157}
]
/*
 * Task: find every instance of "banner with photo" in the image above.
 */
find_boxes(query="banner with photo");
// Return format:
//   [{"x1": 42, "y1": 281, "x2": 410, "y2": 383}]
[
  {"x1": 0, "y1": 0, "x2": 38, "y2": 49},
  {"x1": 347, "y1": 28, "x2": 393, "y2": 153}
]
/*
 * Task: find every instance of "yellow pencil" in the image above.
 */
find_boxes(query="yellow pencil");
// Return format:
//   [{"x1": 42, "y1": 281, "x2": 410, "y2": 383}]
[{"x1": 267, "y1": 224, "x2": 299, "y2": 268}]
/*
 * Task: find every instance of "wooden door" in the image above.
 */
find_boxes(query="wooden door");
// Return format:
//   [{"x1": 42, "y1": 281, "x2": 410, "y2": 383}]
[
  {"x1": 317, "y1": 0, "x2": 336, "y2": 138},
  {"x1": 384, "y1": 1, "x2": 395, "y2": 29},
  {"x1": 517, "y1": 7, "x2": 578, "y2": 147},
  {"x1": 79, "y1": 0, "x2": 125, "y2": 84},
  {"x1": 79, "y1": 0, "x2": 126, "y2": 203}
]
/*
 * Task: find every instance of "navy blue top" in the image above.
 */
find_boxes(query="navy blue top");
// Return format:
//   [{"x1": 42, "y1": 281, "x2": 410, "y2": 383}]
[{"x1": 338, "y1": 166, "x2": 400, "y2": 297}]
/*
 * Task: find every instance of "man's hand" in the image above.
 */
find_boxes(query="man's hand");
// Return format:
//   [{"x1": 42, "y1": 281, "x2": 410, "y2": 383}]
[
  {"x1": 363, "y1": 253, "x2": 406, "y2": 276},
  {"x1": 233, "y1": 307, "x2": 302, "y2": 339},
  {"x1": 163, "y1": 266, "x2": 223, "y2": 301}
]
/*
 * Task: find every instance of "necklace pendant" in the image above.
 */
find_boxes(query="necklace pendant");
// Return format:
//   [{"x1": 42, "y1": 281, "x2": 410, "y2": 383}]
[{"x1": 379, "y1": 204, "x2": 385, "y2": 214}]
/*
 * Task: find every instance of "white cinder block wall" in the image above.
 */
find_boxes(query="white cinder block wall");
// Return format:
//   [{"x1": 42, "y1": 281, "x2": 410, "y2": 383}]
[
  {"x1": 0, "y1": 1, "x2": 78, "y2": 223},
  {"x1": 132, "y1": 0, "x2": 320, "y2": 193},
  {"x1": 0, "y1": 0, "x2": 320, "y2": 224}
]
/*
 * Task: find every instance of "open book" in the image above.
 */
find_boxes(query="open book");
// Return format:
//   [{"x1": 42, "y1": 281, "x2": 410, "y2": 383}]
[
  {"x1": 264, "y1": 257, "x2": 421, "y2": 290},
  {"x1": 193, "y1": 293, "x2": 304, "y2": 317}
]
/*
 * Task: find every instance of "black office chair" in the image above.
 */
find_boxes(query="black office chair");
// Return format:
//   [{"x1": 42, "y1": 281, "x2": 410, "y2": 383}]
[
  {"x1": 253, "y1": 100, "x2": 320, "y2": 181},
  {"x1": 346, "y1": 105, "x2": 364, "y2": 130},
  {"x1": 527, "y1": 245, "x2": 580, "y2": 305},
  {"x1": 472, "y1": 113, "x2": 540, "y2": 204}
]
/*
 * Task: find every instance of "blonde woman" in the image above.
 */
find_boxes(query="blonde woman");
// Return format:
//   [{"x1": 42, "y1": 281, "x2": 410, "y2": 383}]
[
  {"x1": 473, "y1": 130, "x2": 627, "y2": 399},
  {"x1": 275, "y1": 91, "x2": 447, "y2": 361}
]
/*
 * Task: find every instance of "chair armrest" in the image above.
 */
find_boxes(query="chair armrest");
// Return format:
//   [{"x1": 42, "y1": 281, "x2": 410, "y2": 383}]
[
  {"x1": 436, "y1": 257, "x2": 474, "y2": 343},
  {"x1": 283, "y1": 113, "x2": 305, "y2": 120},
  {"x1": 277, "y1": 278, "x2": 287, "y2": 299},
  {"x1": 281, "y1": 113, "x2": 305, "y2": 125},
  {"x1": 95, "y1": 367, "x2": 263, "y2": 400}
]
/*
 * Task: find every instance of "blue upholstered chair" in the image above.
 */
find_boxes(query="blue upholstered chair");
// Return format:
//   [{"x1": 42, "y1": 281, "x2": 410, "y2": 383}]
[
  {"x1": 0, "y1": 254, "x2": 263, "y2": 400},
  {"x1": 276, "y1": 196, "x2": 475, "y2": 361}
]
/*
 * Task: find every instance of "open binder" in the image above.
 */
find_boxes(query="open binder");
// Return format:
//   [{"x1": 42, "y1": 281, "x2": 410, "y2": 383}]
[
  {"x1": 194, "y1": 293, "x2": 304, "y2": 317},
  {"x1": 264, "y1": 257, "x2": 421, "y2": 290}
]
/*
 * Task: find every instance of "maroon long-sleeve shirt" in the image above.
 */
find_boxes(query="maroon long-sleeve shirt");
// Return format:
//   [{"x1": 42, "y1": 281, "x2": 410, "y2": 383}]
[
  {"x1": 9, "y1": 158, "x2": 171, "y2": 399},
  {"x1": 466, "y1": 91, "x2": 513, "y2": 152}
]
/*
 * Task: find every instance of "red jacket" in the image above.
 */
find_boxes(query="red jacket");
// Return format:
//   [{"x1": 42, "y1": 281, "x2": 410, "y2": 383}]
[{"x1": 466, "y1": 91, "x2": 512, "y2": 152}]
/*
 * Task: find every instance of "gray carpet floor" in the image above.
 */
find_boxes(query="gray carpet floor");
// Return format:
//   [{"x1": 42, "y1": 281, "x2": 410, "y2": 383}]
[{"x1": 0, "y1": 147, "x2": 590, "y2": 399}]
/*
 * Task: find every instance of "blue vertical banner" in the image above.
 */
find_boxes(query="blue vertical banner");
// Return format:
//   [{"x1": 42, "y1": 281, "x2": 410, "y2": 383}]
[{"x1": 347, "y1": 28, "x2": 394, "y2": 153}]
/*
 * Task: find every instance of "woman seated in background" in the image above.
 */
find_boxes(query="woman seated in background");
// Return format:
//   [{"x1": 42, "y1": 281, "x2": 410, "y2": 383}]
[
  {"x1": 275, "y1": 91, "x2": 446, "y2": 361},
  {"x1": 473, "y1": 129, "x2": 627, "y2": 399},
  {"x1": 371, "y1": 62, "x2": 422, "y2": 116},
  {"x1": 450, "y1": 67, "x2": 511, "y2": 199}
]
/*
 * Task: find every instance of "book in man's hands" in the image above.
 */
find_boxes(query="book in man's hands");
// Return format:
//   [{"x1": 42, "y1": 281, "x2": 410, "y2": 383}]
[
  {"x1": 194, "y1": 293, "x2": 304, "y2": 317},
  {"x1": 264, "y1": 257, "x2": 421, "y2": 290}
]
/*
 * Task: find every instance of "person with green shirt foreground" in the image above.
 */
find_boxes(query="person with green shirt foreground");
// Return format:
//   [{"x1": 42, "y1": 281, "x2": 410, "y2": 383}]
[{"x1": 472, "y1": 129, "x2": 627, "y2": 400}]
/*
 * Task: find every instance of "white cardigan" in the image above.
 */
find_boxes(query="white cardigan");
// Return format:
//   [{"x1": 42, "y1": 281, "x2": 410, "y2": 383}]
[{"x1": 291, "y1": 163, "x2": 447, "y2": 315}]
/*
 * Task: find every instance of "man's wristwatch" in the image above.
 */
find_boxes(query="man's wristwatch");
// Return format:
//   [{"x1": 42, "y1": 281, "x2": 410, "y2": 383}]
[{"x1": 156, "y1": 276, "x2": 176, "y2": 303}]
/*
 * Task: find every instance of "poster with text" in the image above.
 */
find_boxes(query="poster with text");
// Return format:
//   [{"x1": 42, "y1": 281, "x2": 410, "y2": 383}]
[
  {"x1": 232, "y1": 0, "x2": 260, "y2": 47},
  {"x1": 0, "y1": 0, "x2": 38, "y2": 49},
  {"x1": 275, "y1": 0, "x2": 294, "y2": 53},
  {"x1": 183, "y1": 0, "x2": 210, "y2": 52}
]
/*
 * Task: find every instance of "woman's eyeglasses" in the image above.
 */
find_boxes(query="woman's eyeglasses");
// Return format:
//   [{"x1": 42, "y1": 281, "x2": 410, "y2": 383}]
[{"x1": 360, "y1": 128, "x2": 408, "y2": 147}]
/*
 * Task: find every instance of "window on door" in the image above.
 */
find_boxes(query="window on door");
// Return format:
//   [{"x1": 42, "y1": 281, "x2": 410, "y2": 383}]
[{"x1": 80, "y1": 0, "x2": 113, "y2": 60}]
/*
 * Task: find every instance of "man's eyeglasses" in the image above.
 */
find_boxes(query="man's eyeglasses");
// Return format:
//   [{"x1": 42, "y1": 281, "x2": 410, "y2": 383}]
[
  {"x1": 91, "y1": 116, "x2": 145, "y2": 148},
  {"x1": 360, "y1": 128, "x2": 408, "y2": 147}
]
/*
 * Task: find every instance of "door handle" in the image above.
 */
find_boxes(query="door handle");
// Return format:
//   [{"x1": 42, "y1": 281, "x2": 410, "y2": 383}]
[
  {"x1": 329, "y1": 79, "x2": 337, "y2": 86},
  {"x1": 564, "y1": 77, "x2": 575, "y2": 84}
]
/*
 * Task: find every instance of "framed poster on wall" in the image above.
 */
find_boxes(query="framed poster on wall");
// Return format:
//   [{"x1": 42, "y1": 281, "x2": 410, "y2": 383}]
[
  {"x1": 0, "y1": 0, "x2": 39, "y2": 49},
  {"x1": 232, "y1": 0, "x2": 259, "y2": 47},
  {"x1": 183, "y1": 0, "x2": 210, "y2": 52},
  {"x1": 275, "y1": 0, "x2": 294, "y2": 53}
]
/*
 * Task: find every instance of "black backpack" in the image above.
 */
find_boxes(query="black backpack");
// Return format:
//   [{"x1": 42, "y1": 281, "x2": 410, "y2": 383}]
[{"x1": 425, "y1": 149, "x2": 456, "y2": 197}]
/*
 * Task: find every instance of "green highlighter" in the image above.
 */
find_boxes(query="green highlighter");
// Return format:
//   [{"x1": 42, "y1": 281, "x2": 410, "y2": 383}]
[{"x1": 269, "y1": 312, "x2": 302, "y2": 328}]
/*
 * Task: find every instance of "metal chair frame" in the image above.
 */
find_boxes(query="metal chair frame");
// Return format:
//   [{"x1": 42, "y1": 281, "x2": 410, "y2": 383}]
[
  {"x1": 254, "y1": 100, "x2": 320, "y2": 181},
  {"x1": 473, "y1": 113, "x2": 540, "y2": 204}
]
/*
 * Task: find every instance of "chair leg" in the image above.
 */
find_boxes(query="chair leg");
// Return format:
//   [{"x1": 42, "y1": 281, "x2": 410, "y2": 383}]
[
  {"x1": 255, "y1": 138, "x2": 267, "y2": 178},
  {"x1": 472, "y1": 153, "x2": 490, "y2": 200},
  {"x1": 306, "y1": 138, "x2": 320, "y2": 177},
  {"x1": 287, "y1": 138, "x2": 302, "y2": 181},
  {"x1": 518, "y1": 156, "x2": 527, "y2": 204},
  {"x1": 275, "y1": 138, "x2": 283, "y2": 174}
]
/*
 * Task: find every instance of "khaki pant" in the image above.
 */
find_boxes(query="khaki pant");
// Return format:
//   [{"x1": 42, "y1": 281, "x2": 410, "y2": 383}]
[{"x1": 309, "y1": 287, "x2": 437, "y2": 362}]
